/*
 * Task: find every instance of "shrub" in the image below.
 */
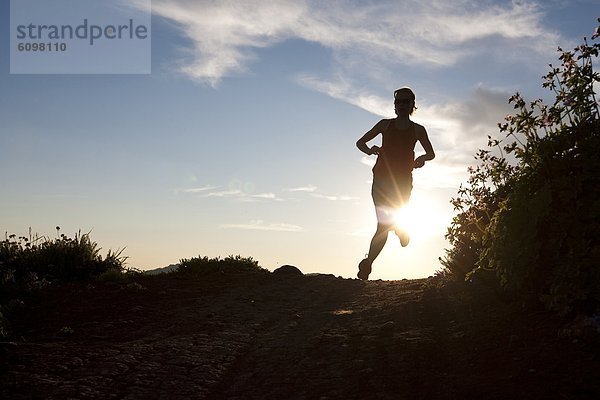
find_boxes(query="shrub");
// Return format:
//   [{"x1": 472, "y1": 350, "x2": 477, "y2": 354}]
[
  {"x1": 0, "y1": 227, "x2": 127, "y2": 293},
  {"x1": 177, "y1": 254, "x2": 266, "y2": 275},
  {"x1": 442, "y1": 21, "x2": 600, "y2": 315}
]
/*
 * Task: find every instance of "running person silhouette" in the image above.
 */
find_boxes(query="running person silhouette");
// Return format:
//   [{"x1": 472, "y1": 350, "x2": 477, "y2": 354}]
[{"x1": 355, "y1": 87, "x2": 435, "y2": 280}]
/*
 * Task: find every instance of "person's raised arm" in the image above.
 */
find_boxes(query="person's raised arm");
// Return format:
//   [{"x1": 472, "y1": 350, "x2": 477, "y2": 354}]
[
  {"x1": 413, "y1": 126, "x2": 435, "y2": 168},
  {"x1": 356, "y1": 119, "x2": 388, "y2": 155}
]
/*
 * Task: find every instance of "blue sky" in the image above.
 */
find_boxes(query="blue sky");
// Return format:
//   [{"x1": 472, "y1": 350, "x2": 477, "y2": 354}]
[{"x1": 1, "y1": 0, "x2": 597, "y2": 279}]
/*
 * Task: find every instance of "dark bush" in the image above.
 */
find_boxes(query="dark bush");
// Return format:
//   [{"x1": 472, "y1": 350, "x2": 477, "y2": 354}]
[
  {"x1": 0, "y1": 227, "x2": 127, "y2": 293},
  {"x1": 177, "y1": 254, "x2": 267, "y2": 275},
  {"x1": 442, "y1": 21, "x2": 600, "y2": 315}
]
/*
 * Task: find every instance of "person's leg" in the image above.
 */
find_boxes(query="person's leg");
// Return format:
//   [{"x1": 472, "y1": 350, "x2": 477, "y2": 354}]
[
  {"x1": 395, "y1": 226, "x2": 410, "y2": 247},
  {"x1": 358, "y1": 222, "x2": 391, "y2": 280},
  {"x1": 393, "y1": 178, "x2": 412, "y2": 247},
  {"x1": 367, "y1": 223, "x2": 390, "y2": 262},
  {"x1": 358, "y1": 179, "x2": 392, "y2": 280}
]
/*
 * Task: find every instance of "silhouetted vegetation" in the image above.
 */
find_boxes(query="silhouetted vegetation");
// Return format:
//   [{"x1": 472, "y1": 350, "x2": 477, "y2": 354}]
[
  {"x1": 0, "y1": 227, "x2": 130, "y2": 337},
  {"x1": 0, "y1": 227, "x2": 127, "y2": 290},
  {"x1": 442, "y1": 21, "x2": 600, "y2": 315},
  {"x1": 178, "y1": 255, "x2": 267, "y2": 275}
]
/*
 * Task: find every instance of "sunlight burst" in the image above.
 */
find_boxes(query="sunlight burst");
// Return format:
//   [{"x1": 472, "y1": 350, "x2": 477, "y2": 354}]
[{"x1": 392, "y1": 195, "x2": 451, "y2": 241}]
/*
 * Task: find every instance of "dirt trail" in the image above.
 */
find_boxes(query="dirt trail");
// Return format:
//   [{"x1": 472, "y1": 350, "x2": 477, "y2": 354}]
[{"x1": 1, "y1": 271, "x2": 599, "y2": 399}]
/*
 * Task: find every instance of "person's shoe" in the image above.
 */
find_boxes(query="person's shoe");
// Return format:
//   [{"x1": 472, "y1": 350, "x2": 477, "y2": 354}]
[
  {"x1": 396, "y1": 229, "x2": 410, "y2": 247},
  {"x1": 357, "y1": 258, "x2": 372, "y2": 280}
]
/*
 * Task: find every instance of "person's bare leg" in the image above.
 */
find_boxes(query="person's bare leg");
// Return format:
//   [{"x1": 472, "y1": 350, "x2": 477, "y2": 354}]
[
  {"x1": 395, "y1": 227, "x2": 410, "y2": 247},
  {"x1": 368, "y1": 224, "x2": 390, "y2": 262},
  {"x1": 358, "y1": 224, "x2": 390, "y2": 280}
]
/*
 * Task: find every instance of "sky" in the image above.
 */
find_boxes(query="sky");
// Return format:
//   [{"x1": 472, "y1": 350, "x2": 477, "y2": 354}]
[{"x1": 0, "y1": 0, "x2": 598, "y2": 279}]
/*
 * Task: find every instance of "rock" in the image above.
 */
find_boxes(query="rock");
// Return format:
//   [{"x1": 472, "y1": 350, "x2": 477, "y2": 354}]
[
  {"x1": 380, "y1": 321, "x2": 395, "y2": 332},
  {"x1": 272, "y1": 265, "x2": 303, "y2": 276}
]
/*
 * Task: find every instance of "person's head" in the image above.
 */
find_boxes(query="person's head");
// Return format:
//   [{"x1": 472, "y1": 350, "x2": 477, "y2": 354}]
[{"x1": 394, "y1": 87, "x2": 417, "y2": 116}]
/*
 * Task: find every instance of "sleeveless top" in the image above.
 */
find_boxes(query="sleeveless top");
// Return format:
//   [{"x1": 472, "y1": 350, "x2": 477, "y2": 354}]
[{"x1": 372, "y1": 120, "x2": 417, "y2": 179}]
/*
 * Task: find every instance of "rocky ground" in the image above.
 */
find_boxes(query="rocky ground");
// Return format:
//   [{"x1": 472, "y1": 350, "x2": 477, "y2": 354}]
[{"x1": 1, "y1": 267, "x2": 599, "y2": 399}]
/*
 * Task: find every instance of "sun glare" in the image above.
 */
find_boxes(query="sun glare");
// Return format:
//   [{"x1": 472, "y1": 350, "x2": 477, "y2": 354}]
[{"x1": 392, "y1": 194, "x2": 451, "y2": 241}]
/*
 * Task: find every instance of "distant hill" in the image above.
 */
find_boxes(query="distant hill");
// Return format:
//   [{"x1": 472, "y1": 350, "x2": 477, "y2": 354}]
[{"x1": 143, "y1": 263, "x2": 180, "y2": 275}]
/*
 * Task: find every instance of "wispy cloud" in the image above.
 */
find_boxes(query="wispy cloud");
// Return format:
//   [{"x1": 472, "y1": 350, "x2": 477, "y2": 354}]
[
  {"x1": 418, "y1": 86, "x2": 515, "y2": 157},
  {"x1": 311, "y1": 193, "x2": 357, "y2": 201},
  {"x1": 148, "y1": 0, "x2": 560, "y2": 86},
  {"x1": 284, "y1": 185, "x2": 357, "y2": 201},
  {"x1": 251, "y1": 192, "x2": 278, "y2": 199},
  {"x1": 206, "y1": 190, "x2": 283, "y2": 201},
  {"x1": 360, "y1": 156, "x2": 376, "y2": 168},
  {"x1": 220, "y1": 220, "x2": 303, "y2": 232},
  {"x1": 285, "y1": 185, "x2": 318, "y2": 192},
  {"x1": 147, "y1": 0, "x2": 560, "y2": 185},
  {"x1": 148, "y1": 0, "x2": 546, "y2": 192},
  {"x1": 201, "y1": 189, "x2": 242, "y2": 198},
  {"x1": 180, "y1": 185, "x2": 218, "y2": 193},
  {"x1": 180, "y1": 186, "x2": 283, "y2": 201},
  {"x1": 297, "y1": 74, "x2": 394, "y2": 116},
  {"x1": 180, "y1": 183, "x2": 358, "y2": 203}
]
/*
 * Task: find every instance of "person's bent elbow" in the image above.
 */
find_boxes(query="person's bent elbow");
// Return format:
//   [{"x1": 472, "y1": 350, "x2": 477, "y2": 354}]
[{"x1": 356, "y1": 141, "x2": 370, "y2": 155}]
